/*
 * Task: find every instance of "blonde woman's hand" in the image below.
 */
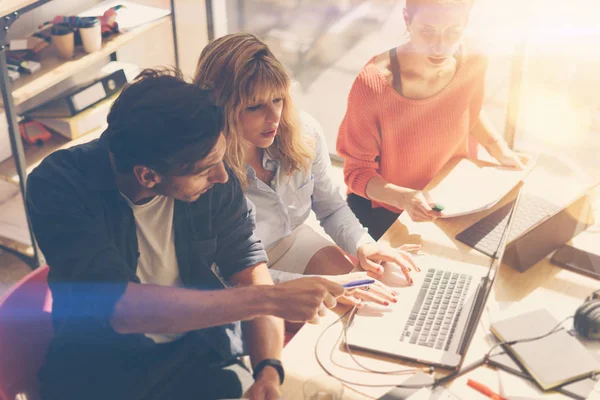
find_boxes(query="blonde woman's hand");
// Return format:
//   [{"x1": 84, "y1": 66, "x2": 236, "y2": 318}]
[
  {"x1": 357, "y1": 242, "x2": 421, "y2": 283},
  {"x1": 324, "y1": 272, "x2": 398, "y2": 308}
]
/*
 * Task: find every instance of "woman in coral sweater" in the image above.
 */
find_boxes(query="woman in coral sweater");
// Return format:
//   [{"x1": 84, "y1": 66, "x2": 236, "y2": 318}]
[{"x1": 337, "y1": 0, "x2": 524, "y2": 240}]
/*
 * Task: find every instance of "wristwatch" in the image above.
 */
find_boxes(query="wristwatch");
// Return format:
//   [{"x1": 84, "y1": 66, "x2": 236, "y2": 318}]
[{"x1": 253, "y1": 358, "x2": 285, "y2": 384}]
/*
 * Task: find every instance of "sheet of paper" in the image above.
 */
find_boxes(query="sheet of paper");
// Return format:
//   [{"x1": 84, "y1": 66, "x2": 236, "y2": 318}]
[{"x1": 426, "y1": 158, "x2": 535, "y2": 218}]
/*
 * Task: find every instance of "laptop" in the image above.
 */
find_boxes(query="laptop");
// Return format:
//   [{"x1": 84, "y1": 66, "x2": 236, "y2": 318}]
[
  {"x1": 456, "y1": 182, "x2": 597, "y2": 272},
  {"x1": 345, "y1": 188, "x2": 523, "y2": 369}
]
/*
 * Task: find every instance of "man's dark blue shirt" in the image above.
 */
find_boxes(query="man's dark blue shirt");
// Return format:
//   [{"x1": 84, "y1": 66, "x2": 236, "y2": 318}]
[{"x1": 26, "y1": 133, "x2": 268, "y2": 386}]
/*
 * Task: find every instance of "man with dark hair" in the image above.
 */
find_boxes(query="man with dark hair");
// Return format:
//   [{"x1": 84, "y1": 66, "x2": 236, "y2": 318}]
[{"x1": 26, "y1": 69, "x2": 344, "y2": 400}]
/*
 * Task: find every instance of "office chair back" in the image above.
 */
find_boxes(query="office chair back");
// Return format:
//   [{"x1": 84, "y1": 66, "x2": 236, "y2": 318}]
[{"x1": 0, "y1": 265, "x2": 53, "y2": 400}]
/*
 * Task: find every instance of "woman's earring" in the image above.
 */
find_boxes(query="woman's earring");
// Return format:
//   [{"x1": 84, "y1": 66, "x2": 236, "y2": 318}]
[{"x1": 405, "y1": 30, "x2": 410, "y2": 39}]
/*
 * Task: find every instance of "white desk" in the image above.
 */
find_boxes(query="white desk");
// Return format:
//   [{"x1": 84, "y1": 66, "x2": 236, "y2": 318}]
[{"x1": 281, "y1": 158, "x2": 599, "y2": 399}]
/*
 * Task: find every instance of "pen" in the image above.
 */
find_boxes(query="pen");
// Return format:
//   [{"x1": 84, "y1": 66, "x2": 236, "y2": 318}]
[
  {"x1": 467, "y1": 379, "x2": 507, "y2": 400},
  {"x1": 432, "y1": 203, "x2": 445, "y2": 212},
  {"x1": 342, "y1": 279, "x2": 376, "y2": 289}
]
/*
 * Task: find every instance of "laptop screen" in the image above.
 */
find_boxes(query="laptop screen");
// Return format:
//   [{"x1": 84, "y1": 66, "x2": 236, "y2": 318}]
[
  {"x1": 485, "y1": 185, "x2": 524, "y2": 283},
  {"x1": 458, "y1": 185, "x2": 524, "y2": 357}
]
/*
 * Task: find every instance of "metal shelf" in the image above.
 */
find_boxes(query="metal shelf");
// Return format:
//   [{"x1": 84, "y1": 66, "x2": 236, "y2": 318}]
[
  {"x1": 0, "y1": 125, "x2": 105, "y2": 185},
  {"x1": 0, "y1": 1, "x2": 179, "y2": 267},
  {"x1": 6, "y1": 17, "x2": 170, "y2": 107}
]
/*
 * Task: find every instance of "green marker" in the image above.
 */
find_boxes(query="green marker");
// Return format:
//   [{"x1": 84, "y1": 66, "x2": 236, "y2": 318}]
[{"x1": 432, "y1": 203, "x2": 444, "y2": 212}]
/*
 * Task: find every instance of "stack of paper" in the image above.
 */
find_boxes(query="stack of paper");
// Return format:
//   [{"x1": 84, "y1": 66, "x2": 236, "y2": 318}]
[{"x1": 426, "y1": 158, "x2": 535, "y2": 218}]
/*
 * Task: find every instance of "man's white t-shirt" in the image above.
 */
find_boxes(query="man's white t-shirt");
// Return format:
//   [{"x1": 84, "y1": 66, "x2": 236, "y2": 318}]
[{"x1": 121, "y1": 193, "x2": 183, "y2": 344}]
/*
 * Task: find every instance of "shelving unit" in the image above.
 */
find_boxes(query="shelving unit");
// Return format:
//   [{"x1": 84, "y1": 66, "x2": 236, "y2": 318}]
[
  {"x1": 0, "y1": 1, "x2": 179, "y2": 267},
  {"x1": 0, "y1": 124, "x2": 105, "y2": 184}
]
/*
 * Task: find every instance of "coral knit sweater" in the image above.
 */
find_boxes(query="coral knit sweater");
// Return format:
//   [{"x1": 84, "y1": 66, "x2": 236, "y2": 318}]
[{"x1": 337, "y1": 52, "x2": 488, "y2": 214}]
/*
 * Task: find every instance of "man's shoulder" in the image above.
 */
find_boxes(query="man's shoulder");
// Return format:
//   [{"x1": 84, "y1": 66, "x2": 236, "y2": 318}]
[
  {"x1": 27, "y1": 139, "x2": 104, "y2": 202},
  {"x1": 30, "y1": 140, "x2": 100, "y2": 180}
]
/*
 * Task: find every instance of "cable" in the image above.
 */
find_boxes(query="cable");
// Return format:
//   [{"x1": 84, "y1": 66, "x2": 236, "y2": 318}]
[
  {"x1": 483, "y1": 315, "x2": 574, "y2": 362},
  {"x1": 314, "y1": 306, "x2": 439, "y2": 389},
  {"x1": 342, "y1": 305, "x2": 434, "y2": 376},
  {"x1": 313, "y1": 306, "x2": 575, "y2": 390}
]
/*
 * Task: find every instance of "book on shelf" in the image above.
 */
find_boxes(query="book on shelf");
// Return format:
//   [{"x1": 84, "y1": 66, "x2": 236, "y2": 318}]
[
  {"x1": 26, "y1": 69, "x2": 127, "y2": 118},
  {"x1": 33, "y1": 92, "x2": 118, "y2": 140}
]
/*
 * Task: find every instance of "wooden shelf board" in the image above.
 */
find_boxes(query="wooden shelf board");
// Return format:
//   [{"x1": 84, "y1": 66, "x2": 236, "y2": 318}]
[
  {"x1": 5, "y1": 16, "x2": 170, "y2": 106},
  {"x1": 0, "y1": 0, "x2": 43, "y2": 18},
  {"x1": 0, "y1": 124, "x2": 105, "y2": 184},
  {"x1": 0, "y1": 235, "x2": 34, "y2": 258}
]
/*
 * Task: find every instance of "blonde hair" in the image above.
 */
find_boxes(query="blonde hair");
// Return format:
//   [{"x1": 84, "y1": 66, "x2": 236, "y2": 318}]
[{"x1": 193, "y1": 33, "x2": 313, "y2": 187}]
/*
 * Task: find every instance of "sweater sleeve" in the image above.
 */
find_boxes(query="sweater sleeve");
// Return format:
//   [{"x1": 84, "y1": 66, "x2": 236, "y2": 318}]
[{"x1": 336, "y1": 67, "x2": 382, "y2": 199}]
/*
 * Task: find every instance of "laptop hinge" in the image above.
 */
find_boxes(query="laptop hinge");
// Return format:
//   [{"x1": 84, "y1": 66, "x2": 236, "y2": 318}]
[{"x1": 457, "y1": 278, "x2": 487, "y2": 355}]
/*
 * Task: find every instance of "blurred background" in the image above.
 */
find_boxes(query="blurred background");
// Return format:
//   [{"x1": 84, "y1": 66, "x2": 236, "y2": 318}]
[
  {"x1": 1, "y1": 0, "x2": 598, "y2": 289},
  {"x1": 214, "y1": 0, "x2": 599, "y2": 179}
]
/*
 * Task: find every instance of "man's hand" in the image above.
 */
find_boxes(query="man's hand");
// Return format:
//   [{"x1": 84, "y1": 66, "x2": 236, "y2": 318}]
[
  {"x1": 244, "y1": 366, "x2": 281, "y2": 400},
  {"x1": 357, "y1": 242, "x2": 421, "y2": 284},
  {"x1": 269, "y1": 277, "x2": 344, "y2": 324}
]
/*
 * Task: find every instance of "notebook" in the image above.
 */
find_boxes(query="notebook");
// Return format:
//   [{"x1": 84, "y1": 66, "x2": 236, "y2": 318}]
[
  {"x1": 488, "y1": 352, "x2": 598, "y2": 400},
  {"x1": 490, "y1": 308, "x2": 600, "y2": 390}
]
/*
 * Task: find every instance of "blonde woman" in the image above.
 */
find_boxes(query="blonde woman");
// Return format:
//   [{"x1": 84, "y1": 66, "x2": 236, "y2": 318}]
[
  {"x1": 193, "y1": 33, "x2": 420, "y2": 305},
  {"x1": 337, "y1": 0, "x2": 525, "y2": 240}
]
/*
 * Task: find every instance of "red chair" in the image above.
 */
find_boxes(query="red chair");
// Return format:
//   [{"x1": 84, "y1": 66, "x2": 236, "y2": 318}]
[{"x1": 0, "y1": 265, "x2": 53, "y2": 400}]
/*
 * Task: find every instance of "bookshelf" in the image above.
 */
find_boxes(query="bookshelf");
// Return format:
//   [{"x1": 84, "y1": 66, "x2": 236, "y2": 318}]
[
  {"x1": 7, "y1": 17, "x2": 170, "y2": 107},
  {"x1": 0, "y1": 124, "x2": 105, "y2": 184},
  {"x1": 0, "y1": 0, "x2": 48, "y2": 18},
  {"x1": 0, "y1": 1, "x2": 179, "y2": 266}
]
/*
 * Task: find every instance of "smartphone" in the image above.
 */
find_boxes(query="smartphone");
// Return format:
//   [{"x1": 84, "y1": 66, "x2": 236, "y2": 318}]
[{"x1": 550, "y1": 243, "x2": 600, "y2": 280}]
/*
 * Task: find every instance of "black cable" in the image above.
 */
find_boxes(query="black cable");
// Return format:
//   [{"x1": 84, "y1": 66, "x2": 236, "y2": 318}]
[
  {"x1": 483, "y1": 315, "x2": 574, "y2": 362},
  {"x1": 314, "y1": 306, "x2": 575, "y2": 390}
]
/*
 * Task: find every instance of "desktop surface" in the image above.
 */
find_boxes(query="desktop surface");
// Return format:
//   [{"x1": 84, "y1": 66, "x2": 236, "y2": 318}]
[{"x1": 280, "y1": 158, "x2": 598, "y2": 400}]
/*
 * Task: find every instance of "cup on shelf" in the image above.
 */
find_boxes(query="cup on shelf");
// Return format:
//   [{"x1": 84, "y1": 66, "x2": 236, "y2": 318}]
[
  {"x1": 79, "y1": 17, "x2": 102, "y2": 53},
  {"x1": 51, "y1": 23, "x2": 75, "y2": 59}
]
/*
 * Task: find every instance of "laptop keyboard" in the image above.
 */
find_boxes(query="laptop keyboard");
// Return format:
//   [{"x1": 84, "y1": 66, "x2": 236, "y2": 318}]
[
  {"x1": 456, "y1": 193, "x2": 561, "y2": 257},
  {"x1": 400, "y1": 268, "x2": 472, "y2": 350}
]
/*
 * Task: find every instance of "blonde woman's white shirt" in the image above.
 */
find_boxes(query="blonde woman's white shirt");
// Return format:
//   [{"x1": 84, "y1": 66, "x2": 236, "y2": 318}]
[{"x1": 245, "y1": 112, "x2": 374, "y2": 262}]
